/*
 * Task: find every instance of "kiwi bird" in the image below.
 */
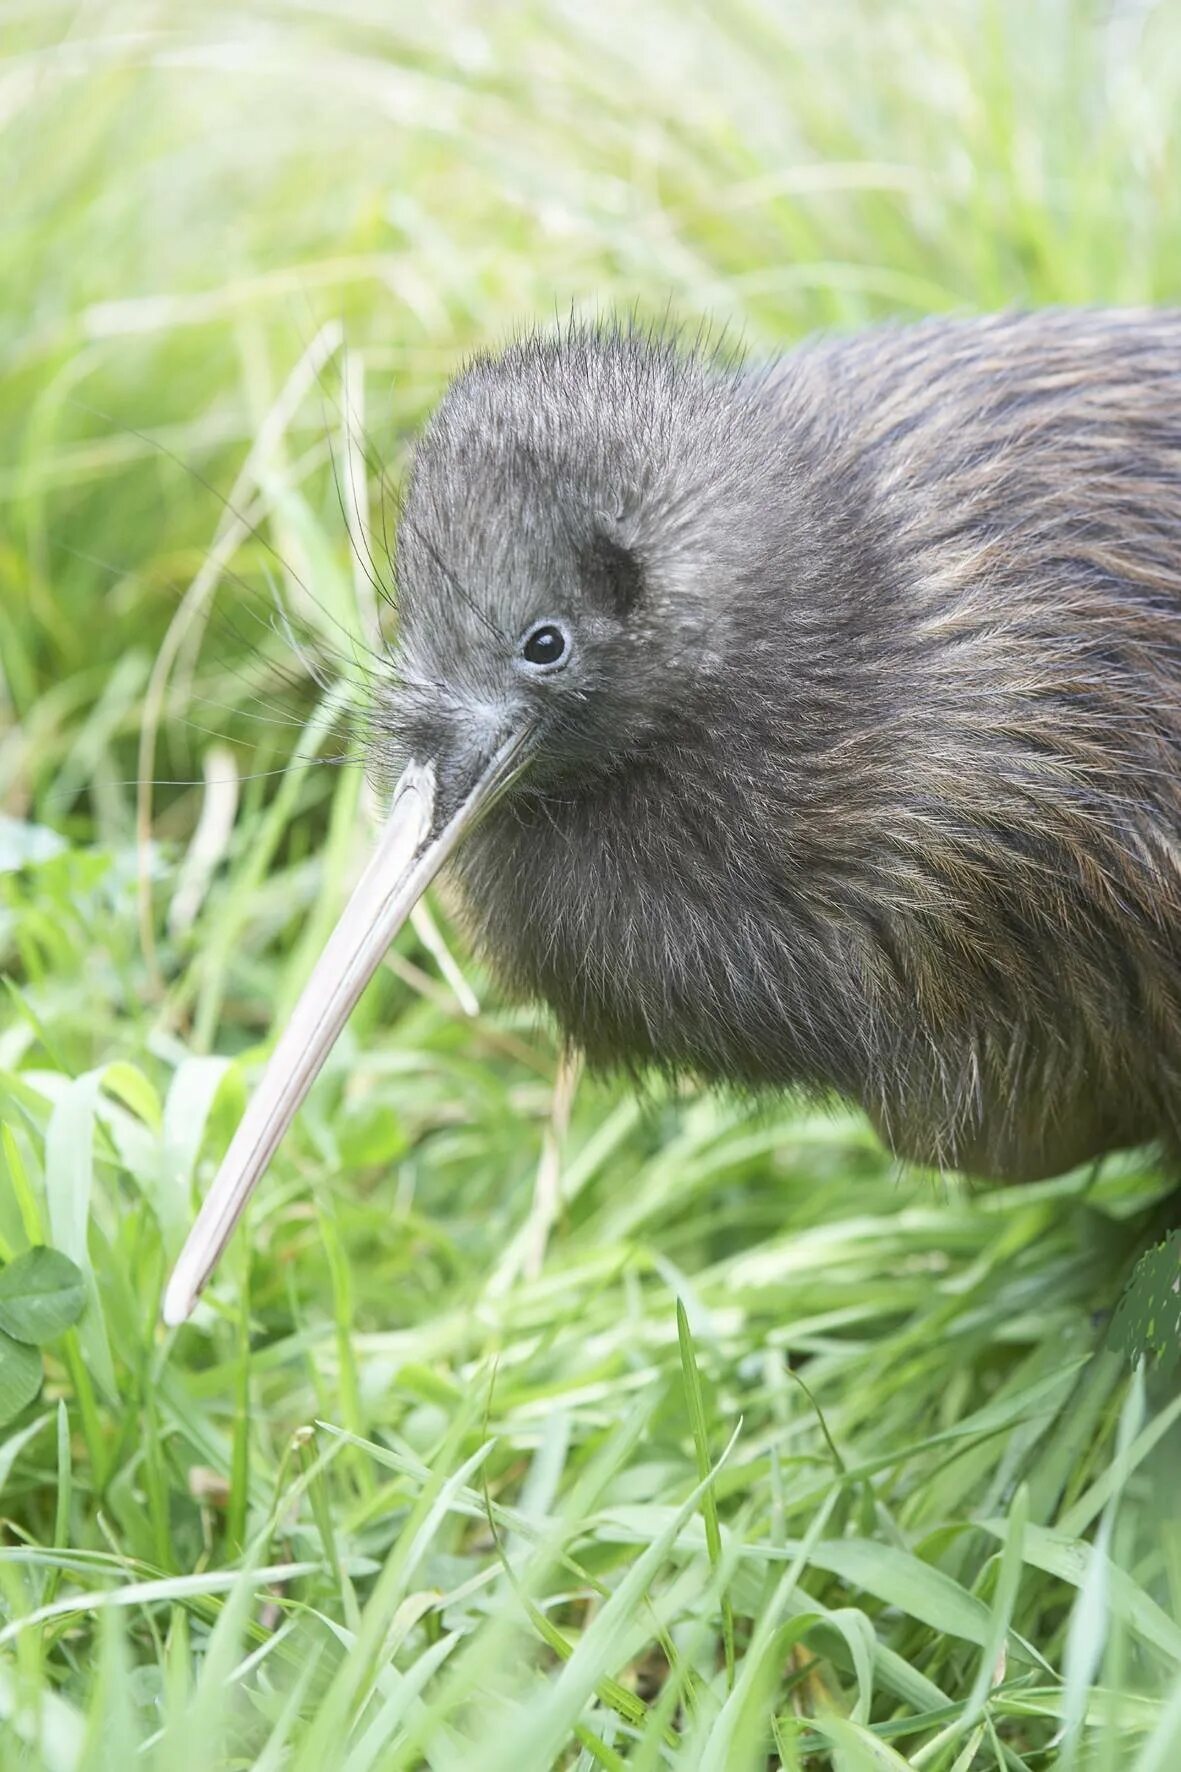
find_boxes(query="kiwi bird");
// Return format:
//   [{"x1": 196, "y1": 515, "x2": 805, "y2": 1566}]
[{"x1": 164, "y1": 307, "x2": 1181, "y2": 1325}]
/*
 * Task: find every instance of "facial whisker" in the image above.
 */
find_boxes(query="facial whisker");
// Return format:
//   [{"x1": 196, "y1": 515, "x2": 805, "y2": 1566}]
[
  {"x1": 320, "y1": 394, "x2": 400, "y2": 625},
  {"x1": 398, "y1": 510, "x2": 509, "y2": 646},
  {"x1": 65, "y1": 394, "x2": 399, "y2": 678}
]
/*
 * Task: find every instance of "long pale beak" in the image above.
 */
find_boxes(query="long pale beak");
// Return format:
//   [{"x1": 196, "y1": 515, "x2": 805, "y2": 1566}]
[{"x1": 162, "y1": 732, "x2": 530, "y2": 1326}]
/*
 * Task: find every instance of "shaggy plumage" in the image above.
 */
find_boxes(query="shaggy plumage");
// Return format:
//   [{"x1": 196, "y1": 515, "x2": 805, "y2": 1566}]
[{"x1": 378, "y1": 309, "x2": 1181, "y2": 1180}]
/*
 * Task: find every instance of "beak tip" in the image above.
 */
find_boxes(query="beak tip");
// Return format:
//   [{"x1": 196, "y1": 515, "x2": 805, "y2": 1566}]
[{"x1": 161, "y1": 1270, "x2": 196, "y2": 1328}]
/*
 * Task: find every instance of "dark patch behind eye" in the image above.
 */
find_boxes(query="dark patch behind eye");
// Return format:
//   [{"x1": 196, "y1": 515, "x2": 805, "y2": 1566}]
[{"x1": 581, "y1": 532, "x2": 644, "y2": 616}]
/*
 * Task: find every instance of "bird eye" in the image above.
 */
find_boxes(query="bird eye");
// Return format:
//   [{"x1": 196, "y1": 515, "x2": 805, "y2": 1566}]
[{"x1": 520, "y1": 622, "x2": 570, "y2": 669}]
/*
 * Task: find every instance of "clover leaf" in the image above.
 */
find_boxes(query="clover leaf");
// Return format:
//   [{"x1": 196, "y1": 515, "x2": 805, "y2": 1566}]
[{"x1": 0, "y1": 1247, "x2": 87, "y2": 1426}]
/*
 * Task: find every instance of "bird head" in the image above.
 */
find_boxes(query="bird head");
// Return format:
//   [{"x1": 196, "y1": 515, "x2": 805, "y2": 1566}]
[{"x1": 380, "y1": 324, "x2": 782, "y2": 803}]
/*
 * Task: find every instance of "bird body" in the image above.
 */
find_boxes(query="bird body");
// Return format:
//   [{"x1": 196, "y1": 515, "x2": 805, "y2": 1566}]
[
  {"x1": 165, "y1": 306, "x2": 1181, "y2": 1323},
  {"x1": 395, "y1": 308, "x2": 1181, "y2": 1180}
]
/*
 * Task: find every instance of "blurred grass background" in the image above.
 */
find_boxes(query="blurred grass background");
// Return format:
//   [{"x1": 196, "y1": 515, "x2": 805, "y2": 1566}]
[{"x1": 1, "y1": 1, "x2": 1180, "y2": 1767}]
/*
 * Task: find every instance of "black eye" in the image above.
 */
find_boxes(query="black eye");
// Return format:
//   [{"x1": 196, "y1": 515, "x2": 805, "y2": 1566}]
[{"x1": 520, "y1": 622, "x2": 570, "y2": 669}]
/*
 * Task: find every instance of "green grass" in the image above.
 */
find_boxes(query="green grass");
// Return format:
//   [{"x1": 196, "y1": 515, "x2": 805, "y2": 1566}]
[{"x1": 2, "y1": 1, "x2": 1181, "y2": 1766}]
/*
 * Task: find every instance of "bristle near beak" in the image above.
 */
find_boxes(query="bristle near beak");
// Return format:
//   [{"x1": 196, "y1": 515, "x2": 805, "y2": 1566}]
[{"x1": 162, "y1": 731, "x2": 531, "y2": 1326}]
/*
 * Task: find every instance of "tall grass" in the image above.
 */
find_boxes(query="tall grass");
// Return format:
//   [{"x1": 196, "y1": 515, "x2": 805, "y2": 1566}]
[{"x1": 1, "y1": 2, "x2": 1179, "y2": 1766}]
